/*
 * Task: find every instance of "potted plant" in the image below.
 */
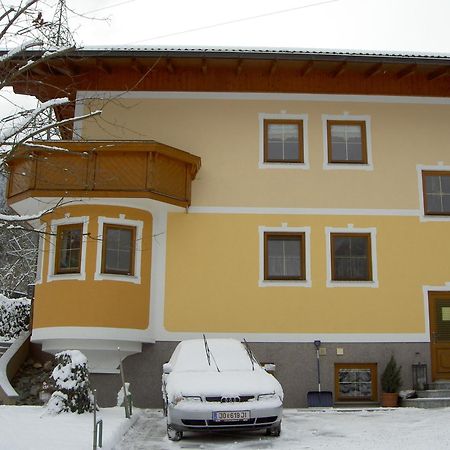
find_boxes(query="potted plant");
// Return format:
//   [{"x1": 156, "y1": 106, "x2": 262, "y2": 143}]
[{"x1": 381, "y1": 355, "x2": 402, "y2": 407}]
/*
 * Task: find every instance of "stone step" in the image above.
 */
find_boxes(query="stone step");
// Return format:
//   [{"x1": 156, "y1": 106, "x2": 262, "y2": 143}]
[
  {"x1": 402, "y1": 397, "x2": 450, "y2": 408},
  {"x1": 416, "y1": 389, "x2": 450, "y2": 398},
  {"x1": 427, "y1": 381, "x2": 450, "y2": 390}
]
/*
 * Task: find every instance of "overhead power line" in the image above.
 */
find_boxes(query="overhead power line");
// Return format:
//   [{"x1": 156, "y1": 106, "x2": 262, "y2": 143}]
[{"x1": 127, "y1": 0, "x2": 340, "y2": 45}]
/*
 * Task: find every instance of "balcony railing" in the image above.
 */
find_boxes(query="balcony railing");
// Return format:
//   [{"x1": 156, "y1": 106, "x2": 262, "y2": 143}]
[{"x1": 7, "y1": 140, "x2": 201, "y2": 208}]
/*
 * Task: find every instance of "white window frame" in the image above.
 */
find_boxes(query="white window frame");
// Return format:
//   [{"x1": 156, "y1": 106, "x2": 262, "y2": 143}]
[
  {"x1": 258, "y1": 113, "x2": 309, "y2": 169},
  {"x1": 322, "y1": 114, "x2": 373, "y2": 170},
  {"x1": 325, "y1": 226, "x2": 378, "y2": 288},
  {"x1": 95, "y1": 216, "x2": 143, "y2": 284},
  {"x1": 259, "y1": 225, "x2": 311, "y2": 287},
  {"x1": 35, "y1": 223, "x2": 47, "y2": 284},
  {"x1": 417, "y1": 164, "x2": 450, "y2": 222},
  {"x1": 47, "y1": 216, "x2": 89, "y2": 282}
]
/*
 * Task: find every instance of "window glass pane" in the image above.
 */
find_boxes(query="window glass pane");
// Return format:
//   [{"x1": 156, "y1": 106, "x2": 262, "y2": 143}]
[
  {"x1": 347, "y1": 143, "x2": 363, "y2": 161},
  {"x1": 350, "y1": 237, "x2": 368, "y2": 256},
  {"x1": 266, "y1": 235, "x2": 302, "y2": 279},
  {"x1": 57, "y1": 227, "x2": 81, "y2": 272},
  {"x1": 104, "y1": 227, "x2": 133, "y2": 274},
  {"x1": 425, "y1": 175, "x2": 440, "y2": 193},
  {"x1": 267, "y1": 142, "x2": 283, "y2": 160},
  {"x1": 345, "y1": 125, "x2": 362, "y2": 142},
  {"x1": 330, "y1": 125, "x2": 347, "y2": 141},
  {"x1": 330, "y1": 123, "x2": 364, "y2": 162},
  {"x1": 338, "y1": 368, "x2": 372, "y2": 398},
  {"x1": 268, "y1": 123, "x2": 283, "y2": 140},
  {"x1": 283, "y1": 142, "x2": 299, "y2": 160},
  {"x1": 117, "y1": 250, "x2": 132, "y2": 271},
  {"x1": 332, "y1": 142, "x2": 347, "y2": 160},
  {"x1": 332, "y1": 235, "x2": 370, "y2": 281},
  {"x1": 442, "y1": 195, "x2": 450, "y2": 213},
  {"x1": 335, "y1": 258, "x2": 352, "y2": 279},
  {"x1": 267, "y1": 239, "x2": 283, "y2": 257},
  {"x1": 351, "y1": 257, "x2": 368, "y2": 279},
  {"x1": 266, "y1": 122, "x2": 300, "y2": 162},
  {"x1": 426, "y1": 194, "x2": 442, "y2": 212},
  {"x1": 441, "y1": 176, "x2": 450, "y2": 194},
  {"x1": 105, "y1": 251, "x2": 117, "y2": 272},
  {"x1": 334, "y1": 237, "x2": 350, "y2": 256}
]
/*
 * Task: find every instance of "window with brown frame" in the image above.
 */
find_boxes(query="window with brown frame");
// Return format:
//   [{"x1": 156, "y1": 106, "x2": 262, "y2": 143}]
[
  {"x1": 264, "y1": 119, "x2": 304, "y2": 163},
  {"x1": 330, "y1": 233, "x2": 372, "y2": 281},
  {"x1": 422, "y1": 171, "x2": 450, "y2": 215},
  {"x1": 101, "y1": 224, "x2": 135, "y2": 276},
  {"x1": 327, "y1": 120, "x2": 367, "y2": 164},
  {"x1": 55, "y1": 224, "x2": 83, "y2": 274},
  {"x1": 335, "y1": 363, "x2": 378, "y2": 402},
  {"x1": 264, "y1": 232, "x2": 305, "y2": 280}
]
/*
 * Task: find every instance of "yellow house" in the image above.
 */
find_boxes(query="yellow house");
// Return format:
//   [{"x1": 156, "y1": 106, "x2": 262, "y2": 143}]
[{"x1": 6, "y1": 47, "x2": 450, "y2": 406}]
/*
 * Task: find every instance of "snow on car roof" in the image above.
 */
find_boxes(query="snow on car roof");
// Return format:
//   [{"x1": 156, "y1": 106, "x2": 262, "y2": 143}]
[{"x1": 170, "y1": 338, "x2": 256, "y2": 372}]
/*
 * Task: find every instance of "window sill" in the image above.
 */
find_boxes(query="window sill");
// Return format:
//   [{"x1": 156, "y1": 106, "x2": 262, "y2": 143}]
[
  {"x1": 47, "y1": 273, "x2": 86, "y2": 283},
  {"x1": 259, "y1": 162, "x2": 310, "y2": 170},
  {"x1": 327, "y1": 280, "x2": 378, "y2": 288},
  {"x1": 94, "y1": 272, "x2": 141, "y2": 284},
  {"x1": 323, "y1": 163, "x2": 373, "y2": 171},
  {"x1": 259, "y1": 280, "x2": 311, "y2": 288},
  {"x1": 420, "y1": 214, "x2": 450, "y2": 222}
]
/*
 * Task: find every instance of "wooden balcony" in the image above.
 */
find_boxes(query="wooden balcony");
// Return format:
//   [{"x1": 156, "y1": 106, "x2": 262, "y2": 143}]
[{"x1": 7, "y1": 141, "x2": 201, "y2": 208}]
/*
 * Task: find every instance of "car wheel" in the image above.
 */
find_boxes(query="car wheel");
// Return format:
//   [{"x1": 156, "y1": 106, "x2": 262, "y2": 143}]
[
  {"x1": 266, "y1": 423, "x2": 281, "y2": 437},
  {"x1": 167, "y1": 425, "x2": 183, "y2": 441}
]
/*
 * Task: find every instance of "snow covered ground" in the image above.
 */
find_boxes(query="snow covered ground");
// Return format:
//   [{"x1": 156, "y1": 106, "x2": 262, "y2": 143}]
[
  {"x1": 2, "y1": 406, "x2": 450, "y2": 449},
  {"x1": 0, "y1": 405, "x2": 137, "y2": 450},
  {"x1": 113, "y1": 407, "x2": 450, "y2": 450}
]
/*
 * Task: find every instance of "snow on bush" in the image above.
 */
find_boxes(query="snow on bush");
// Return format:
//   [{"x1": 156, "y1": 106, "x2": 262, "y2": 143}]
[
  {"x1": 0, "y1": 294, "x2": 30, "y2": 340},
  {"x1": 47, "y1": 350, "x2": 94, "y2": 414},
  {"x1": 117, "y1": 382, "x2": 131, "y2": 407}
]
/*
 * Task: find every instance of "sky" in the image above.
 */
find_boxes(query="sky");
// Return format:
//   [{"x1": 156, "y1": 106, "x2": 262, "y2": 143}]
[{"x1": 64, "y1": 0, "x2": 450, "y2": 54}]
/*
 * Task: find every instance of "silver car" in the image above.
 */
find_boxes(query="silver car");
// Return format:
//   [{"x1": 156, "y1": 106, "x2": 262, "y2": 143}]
[{"x1": 162, "y1": 337, "x2": 283, "y2": 441}]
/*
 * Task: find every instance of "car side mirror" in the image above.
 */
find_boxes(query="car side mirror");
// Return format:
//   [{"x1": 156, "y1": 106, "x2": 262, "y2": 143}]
[{"x1": 163, "y1": 363, "x2": 173, "y2": 374}]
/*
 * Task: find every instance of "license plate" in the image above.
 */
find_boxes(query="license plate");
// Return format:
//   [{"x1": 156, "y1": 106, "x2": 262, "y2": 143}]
[{"x1": 213, "y1": 410, "x2": 250, "y2": 422}]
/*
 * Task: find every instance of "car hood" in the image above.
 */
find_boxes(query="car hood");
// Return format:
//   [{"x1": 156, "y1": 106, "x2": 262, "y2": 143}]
[{"x1": 165, "y1": 369, "x2": 283, "y2": 402}]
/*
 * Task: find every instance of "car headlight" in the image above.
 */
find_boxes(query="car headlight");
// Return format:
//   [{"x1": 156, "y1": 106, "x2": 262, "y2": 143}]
[
  {"x1": 183, "y1": 395, "x2": 202, "y2": 402},
  {"x1": 174, "y1": 395, "x2": 203, "y2": 405},
  {"x1": 258, "y1": 393, "x2": 278, "y2": 401}
]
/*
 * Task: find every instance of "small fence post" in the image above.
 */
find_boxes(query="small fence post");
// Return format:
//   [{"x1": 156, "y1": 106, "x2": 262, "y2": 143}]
[
  {"x1": 93, "y1": 389, "x2": 103, "y2": 449},
  {"x1": 118, "y1": 346, "x2": 131, "y2": 418}
]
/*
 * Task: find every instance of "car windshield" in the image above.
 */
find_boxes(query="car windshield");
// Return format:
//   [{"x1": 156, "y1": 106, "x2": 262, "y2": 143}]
[{"x1": 171, "y1": 339, "x2": 255, "y2": 372}]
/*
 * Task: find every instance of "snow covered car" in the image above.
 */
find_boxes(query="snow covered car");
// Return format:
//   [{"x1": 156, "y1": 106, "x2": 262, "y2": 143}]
[{"x1": 162, "y1": 337, "x2": 283, "y2": 441}]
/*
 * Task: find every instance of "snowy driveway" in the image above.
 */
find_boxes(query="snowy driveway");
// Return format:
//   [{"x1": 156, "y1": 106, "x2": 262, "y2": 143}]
[{"x1": 113, "y1": 407, "x2": 450, "y2": 449}]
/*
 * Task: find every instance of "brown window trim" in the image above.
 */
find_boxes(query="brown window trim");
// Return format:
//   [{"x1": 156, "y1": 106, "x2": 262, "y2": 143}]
[
  {"x1": 263, "y1": 119, "x2": 304, "y2": 163},
  {"x1": 54, "y1": 223, "x2": 83, "y2": 274},
  {"x1": 335, "y1": 363, "x2": 378, "y2": 402},
  {"x1": 101, "y1": 224, "x2": 136, "y2": 276},
  {"x1": 327, "y1": 120, "x2": 368, "y2": 164},
  {"x1": 330, "y1": 232, "x2": 372, "y2": 282},
  {"x1": 422, "y1": 170, "x2": 450, "y2": 216},
  {"x1": 264, "y1": 232, "x2": 306, "y2": 281}
]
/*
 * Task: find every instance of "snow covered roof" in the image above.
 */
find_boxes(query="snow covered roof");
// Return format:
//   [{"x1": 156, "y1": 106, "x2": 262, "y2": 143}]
[{"x1": 75, "y1": 45, "x2": 450, "y2": 63}]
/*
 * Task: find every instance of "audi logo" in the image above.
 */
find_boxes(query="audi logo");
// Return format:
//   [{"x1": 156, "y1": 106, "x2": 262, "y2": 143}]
[{"x1": 221, "y1": 396, "x2": 240, "y2": 403}]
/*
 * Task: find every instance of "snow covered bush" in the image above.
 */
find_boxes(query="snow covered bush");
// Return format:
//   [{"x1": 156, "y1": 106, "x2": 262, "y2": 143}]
[
  {"x1": 117, "y1": 382, "x2": 131, "y2": 407},
  {"x1": 0, "y1": 294, "x2": 30, "y2": 339},
  {"x1": 48, "y1": 350, "x2": 94, "y2": 414}
]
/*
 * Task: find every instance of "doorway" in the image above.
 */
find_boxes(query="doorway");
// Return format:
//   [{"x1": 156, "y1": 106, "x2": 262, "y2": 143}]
[{"x1": 429, "y1": 291, "x2": 450, "y2": 380}]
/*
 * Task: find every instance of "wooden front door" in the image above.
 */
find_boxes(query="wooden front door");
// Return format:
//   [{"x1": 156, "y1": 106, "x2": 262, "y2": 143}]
[{"x1": 429, "y1": 292, "x2": 450, "y2": 380}]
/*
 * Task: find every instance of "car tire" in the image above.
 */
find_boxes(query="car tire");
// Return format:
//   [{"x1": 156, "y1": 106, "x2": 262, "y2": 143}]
[
  {"x1": 266, "y1": 423, "x2": 281, "y2": 437},
  {"x1": 167, "y1": 425, "x2": 183, "y2": 441}
]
